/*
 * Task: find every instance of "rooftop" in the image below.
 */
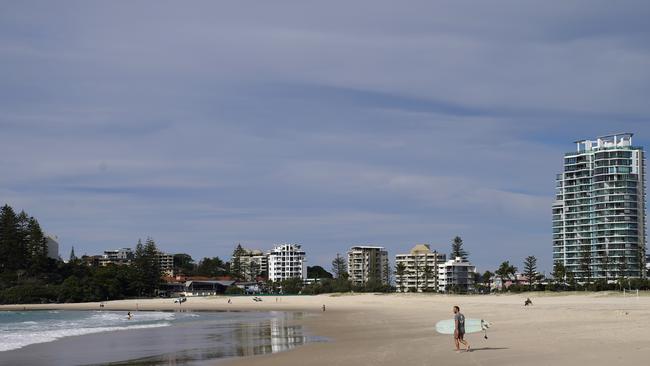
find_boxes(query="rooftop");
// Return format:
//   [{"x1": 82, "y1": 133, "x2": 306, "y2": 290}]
[{"x1": 572, "y1": 133, "x2": 636, "y2": 153}]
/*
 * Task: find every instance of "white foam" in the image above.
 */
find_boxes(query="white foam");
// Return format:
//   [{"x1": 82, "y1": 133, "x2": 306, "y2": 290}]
[{"x1": 0, "y1": 322, "x2": 171, "y2": 352}]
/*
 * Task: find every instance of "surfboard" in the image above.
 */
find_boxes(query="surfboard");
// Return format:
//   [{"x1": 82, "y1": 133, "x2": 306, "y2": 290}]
[{"x1": 435, "y1": 318, "x2": 491, "y2": 335}]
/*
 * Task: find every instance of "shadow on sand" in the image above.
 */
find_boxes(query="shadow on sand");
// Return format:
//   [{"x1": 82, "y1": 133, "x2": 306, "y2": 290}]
[{"x1": 469, "y1": 347, "x2": 509, "y2": 352}]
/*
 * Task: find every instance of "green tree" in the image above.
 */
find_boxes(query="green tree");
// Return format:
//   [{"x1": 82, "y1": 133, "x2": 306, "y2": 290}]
[
  {"x1": 482, "y1": 271, "x2": 494, "y2": 292},
  {"x1": 132, "y1": 238, "x2": 161, "y2": 296},
  {"x1": 383, "y1": 257, "x2": 392, "y2": 287},
  {"x1": 15, "y1": 211, "x2": 29, "y2": 268},
  {"x1": 281, "y1": 277, "x2": 303, "y2": 294},
  {"x1": 331, "y1": 253, "x2": 348, "y2": 279},
  {"x1": 495, "y1": 261, "x2": 517, "y2": 291},
  {"x1": 552, "y1": 262, "x2": 567, "y2": 289},
  {"x1": 0, "y1": 204, "x2": 22, "y2": 272},
  {"x1": 411, "y1": 255, "x2": 422, "y2": 292},
  {"x1": 26, "y1": 217, "x2": 48, "y2": 265},
  {"x1": 307, "y1": 266, "x2": 333, "y2": 279},
  {"x1": 565, "y1": 271, "x2": 576, "y2": 290},
  {"x1": 196, "y1": 257, "x2": 226, "y2": 277},
  {"x1": 579, "y1": 244, "x2": 592, "y2": 286},
  {"x1": 421, "y1": 260, "x2": 434, "y2": 292},
  {"x1": 451, "y1": 236, "x2": 469, "y2": 260},
  {"x1": 523, "y1": 256, "x2": 538, "y2": 290},
  {"x1": 230, "y1": 244, "x2": 246, "y2": 279},
  {"x1": 617, "y1": 258, "x2": 628, "y2": 290},
  {"x1": 395, "y1": 262, "x2": 407, "y2": 293},
  {"x1": 59, "y1": 276, "x2": 85, "y2": 302},
  {"x1": 248, "y1": 260, "x2": 259, "y2": 281},
  {"x1": 173, "y1": 253, "x2": 195, "y2": 275}
]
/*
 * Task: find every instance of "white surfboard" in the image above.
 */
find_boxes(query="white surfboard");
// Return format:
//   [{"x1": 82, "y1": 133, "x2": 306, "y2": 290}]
[{"x1": 435, "y1": 318, "x2": 491, "y2": 335}]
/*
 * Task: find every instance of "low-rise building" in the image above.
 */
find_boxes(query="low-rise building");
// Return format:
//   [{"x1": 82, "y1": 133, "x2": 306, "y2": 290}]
[
  {"x1": 438, "y1": 257, "x2": 476, "y2": 293},
  {"x1": 347, "y1": 245, "x2": 389, "y2": 286},
  {"x1": 82, "y1": 255, "x2": 103, "y2": 267},
  {"x1": 268, "y1": 243, "x2": 306, "y2": 282},
  {"x1": 395, "y1": 244, "x2": 446, "y2": 292},
  {"x1": 100, "y1": 248, "x2": 134, "y2": 266},
  {"x1": 159, "y1": 277, "x2": 236, "y2": 297}
]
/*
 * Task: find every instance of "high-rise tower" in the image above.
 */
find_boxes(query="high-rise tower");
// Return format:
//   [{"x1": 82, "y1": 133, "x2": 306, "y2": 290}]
[{"x1": 553, "y1": 133, "x2": 646, "y2": 281}]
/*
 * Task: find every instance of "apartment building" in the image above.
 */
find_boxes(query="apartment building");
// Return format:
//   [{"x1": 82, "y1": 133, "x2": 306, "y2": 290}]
[
  {"x1": 268, "y1": 243, "x2": 306, "y2": 282},
  {"x1": 395, "y1": 244, "x2": 446, "y2": 292},
  {"x1": 553, "y1": 133, "x2": 647, "y2": 280},
  {"x1": 234, "y1": 248, "x2": 269, "y2": 280},
  {"x1": 347, "y1": 245, "x2": 389, "y2": 286},
  {"x1": 438, "y1": 257, "x2": 476, "y2": 293}
]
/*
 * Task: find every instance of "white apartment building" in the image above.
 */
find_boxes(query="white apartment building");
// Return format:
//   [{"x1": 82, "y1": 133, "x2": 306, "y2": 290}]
[
  {"x1": 268, "y1": 243, "x2": 306, "y2": 282},
  {"x1": 438, "y1": 257, "x2": 476, "y2": 293},
  {"x1": 395, "y1": 244, "x2": 446, "y2": 292},
  {"x1": 100, "y1": 248, "x2": 134, "y2": 266},
  {"x1": 553, "y1": 133, "x2": 646, "y2": 280},
  {"x1": 347, "y1": 246, "x2": 389, "y2": 286},
  {"x1": 235, "y1": 248, "x2": 269, "y2": 280}
]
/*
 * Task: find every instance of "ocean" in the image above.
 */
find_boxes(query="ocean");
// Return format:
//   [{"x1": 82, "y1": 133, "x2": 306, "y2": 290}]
[{"x1": 0, "y1": 310, "x2": 316, "y2": 365}]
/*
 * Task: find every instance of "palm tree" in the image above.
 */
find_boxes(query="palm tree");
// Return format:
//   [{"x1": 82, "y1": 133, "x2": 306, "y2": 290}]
[
  {"x1": 482, "y1": 271, "x2": 494, "y2": 292},
  {"x1": 421, "y1": 261, "x2": 434, "y2": 292},
  {"x1": 412, "y1": 255, "x2": 421, "y2": 292},
  {"x1": 395, "y1": 262, "x2": 407, "y2": 293},
  {"x1": 495, "y1": 261, "x2": 517, "y2": 291},
  {"x1": 579, "y1": 244, "x2": 592, "y2": 287}
]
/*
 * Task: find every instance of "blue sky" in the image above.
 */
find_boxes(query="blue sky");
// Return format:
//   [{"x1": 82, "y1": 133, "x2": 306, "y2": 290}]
[{"x1": 2, "y1": 1, "x2": 650, "y2": 274}]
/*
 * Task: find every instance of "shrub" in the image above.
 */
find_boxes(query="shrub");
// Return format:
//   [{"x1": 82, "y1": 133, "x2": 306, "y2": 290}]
[{"x1": 225, "y1": 286, "x2": 245, "y2": 295}]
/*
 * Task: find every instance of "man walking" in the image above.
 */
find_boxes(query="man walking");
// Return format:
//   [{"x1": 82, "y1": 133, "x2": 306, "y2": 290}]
[{"x1": 453, "y1": 306, "x2": 470, "y2": 352}]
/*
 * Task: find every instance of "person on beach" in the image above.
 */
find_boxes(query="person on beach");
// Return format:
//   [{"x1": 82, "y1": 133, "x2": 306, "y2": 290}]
[
  {"x1": 127, "y1": 311, "x2": 132, "y2": 320},
  {"x1": 453, "y1": 306, "x2": 470, "y2": 352}
]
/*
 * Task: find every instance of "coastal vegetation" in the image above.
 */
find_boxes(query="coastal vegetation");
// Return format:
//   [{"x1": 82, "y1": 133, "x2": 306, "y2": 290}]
[{"x1": 0, "y1": 204, "x2": 170, "y2": 303}]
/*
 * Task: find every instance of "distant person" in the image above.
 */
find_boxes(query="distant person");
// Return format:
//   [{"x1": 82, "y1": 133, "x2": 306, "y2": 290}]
[
  {"x1": 453, "y1": 306, "x2": 470, "y2": 352},
  {"x1": 228, "y1": 298, "x2": 231, "y2": 304},
  {"x1": 127, "y1": 311, "x2": 133, "y2": 320},
  {"x1": 322, "y1": 304, "x2": 326, "y2": 312},
  {"x1": 525, "y1": 298, "x2": 533, "y2": 306}
]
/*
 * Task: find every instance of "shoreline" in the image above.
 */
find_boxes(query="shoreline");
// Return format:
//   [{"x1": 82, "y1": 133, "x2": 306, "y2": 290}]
[
  {"x1": 0, "y1": 307, "x2": 314, "y2": 366},
  {"x1": 3, "y1": 293, "x2": 650, "y2": 365}
]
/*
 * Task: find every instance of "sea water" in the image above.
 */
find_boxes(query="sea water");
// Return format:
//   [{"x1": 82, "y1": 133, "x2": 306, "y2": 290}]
[
  {"x1": 0, "y1": 310, "x2": 316, "y2": 365},
  {"x1": 0, "y1": 310, "x2": 176, "y2": 352}
]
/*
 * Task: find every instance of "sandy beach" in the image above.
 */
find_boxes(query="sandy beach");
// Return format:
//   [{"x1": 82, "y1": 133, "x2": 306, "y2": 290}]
[{"x1": 2, "y1": 292, "x2": 650, "y2": 366}]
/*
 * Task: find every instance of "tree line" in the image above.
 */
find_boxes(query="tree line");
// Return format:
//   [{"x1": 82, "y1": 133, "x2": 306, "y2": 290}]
[{"x1": 0, "y1": 204, "x2": 165, "y2": 304}]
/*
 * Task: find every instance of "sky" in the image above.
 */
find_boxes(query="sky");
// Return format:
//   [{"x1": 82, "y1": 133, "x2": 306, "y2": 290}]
[{"x1": 1, "y1": 1, "x2": 650, "y2": 274}]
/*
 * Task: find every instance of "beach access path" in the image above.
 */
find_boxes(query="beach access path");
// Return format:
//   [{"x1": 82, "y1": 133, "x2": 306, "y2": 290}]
[{"x1": 2, "y1": 292, "x2": 650, "y2": 366}]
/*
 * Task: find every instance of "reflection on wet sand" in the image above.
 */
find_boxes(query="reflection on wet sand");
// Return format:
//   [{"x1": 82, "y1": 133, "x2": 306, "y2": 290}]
[{"x1": 106, "y1": 312, "x2": 312, "y2": 366}]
